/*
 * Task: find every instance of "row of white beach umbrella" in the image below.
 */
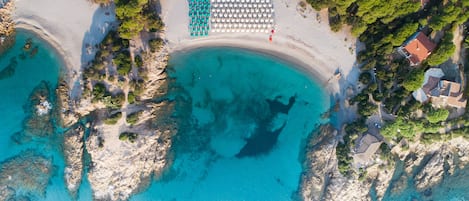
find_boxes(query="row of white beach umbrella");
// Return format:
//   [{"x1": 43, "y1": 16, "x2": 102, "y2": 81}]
[
  {"x1": 212, "y1": 12, "x2": 273, "y2": 18},
  {"x1": 211, "y1": 28, "x2": 271, "y2": 33},
  {"x1": 211, "y1": 23, "x2": 273, "y2": 28},
  {"x1": 212, "y1": 8, "x2": 274, "y2": 13},
  {"x1": 211, "y1": 17, "x2": 274, "y2": 23},
  {"x1": 212, "y1": 0, "x2": 271, "y2": 3},
  {"x1": 212, "y1": 3, "x2": 273, "y2": 8}
]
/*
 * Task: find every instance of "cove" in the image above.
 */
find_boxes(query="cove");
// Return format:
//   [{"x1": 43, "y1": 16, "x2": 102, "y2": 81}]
[
  {"x1": 0, "y1": 30, "x2": 93, "y2": 201},
  {"x1": 131, "y1": 47, "x2": 330, "y2": 200}
]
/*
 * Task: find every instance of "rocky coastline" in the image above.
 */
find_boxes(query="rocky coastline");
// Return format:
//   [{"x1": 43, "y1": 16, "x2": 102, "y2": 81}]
[
  {"x1": 0, "y1": 1, "x2": 15, "y2": 55},
  {"x1": 63, "y1": 124, "x2": 86, "y2": 198},
  {"x1": 299, "y1": 124, "x2": 469, "y2": 201},
  {"x1": 55, "y1": 34, "x2": 174, "y2": 199}
]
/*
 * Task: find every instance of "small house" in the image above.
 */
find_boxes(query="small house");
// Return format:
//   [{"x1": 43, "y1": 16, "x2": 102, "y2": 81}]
[{"x1": 398, "y1": 32, "x2": 436, "y2": 66}]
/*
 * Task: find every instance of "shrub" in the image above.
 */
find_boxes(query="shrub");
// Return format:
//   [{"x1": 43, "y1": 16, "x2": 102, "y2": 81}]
[
  {"x1": 427, "y1": 33, "x2": 455, "y2": 66},
  {"x1": 134, "y1": 54, "x2": 143, "y2": 68},
  {"x1": 104, "y1": 112, "x2": 122, "y2": 125},
  {"x1": 114, "y1": 51, "x2": 132, "y2": 76},
  {"x1": 426, "y1": 108, "x2": 449, "y2": 123},
  {"x1": 106, "y1": 92, "x2": 125, "y2": 109},
  {"x1": 359, "y1": 72, "x2": 372, "y2": 85},
  {"x1": 149, "y1": 38, "x2": 164, "y2": 52},
  {"x1": 92, "y1": 83, "x2": 107, "y2": 101},
  {"x1": 128, "y1": 91, "x2": 136, "y2": 104},
  {"x1": 119, "y1": 132, "x2": 138, "y2": 143},
  {"x1": 402, "y1": 68, "x2": 424, "y2": 92},
  {"x1": 126, "y1": 111, "x2": 142, "y2": 125}
]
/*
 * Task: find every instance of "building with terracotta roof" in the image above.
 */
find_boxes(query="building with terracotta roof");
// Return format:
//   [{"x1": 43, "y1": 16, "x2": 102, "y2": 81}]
[{"x1": 398, "y1": 32, "x2": 436, "y2": 66}]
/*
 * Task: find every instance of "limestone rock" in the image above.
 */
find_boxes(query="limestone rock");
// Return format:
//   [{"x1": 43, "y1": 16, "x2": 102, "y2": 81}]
[
  {"x1": 63, "y1": 124, "x2": 85, "y2": 197},
  {"x1": 86, "y1": 125, "x2": 172, "y2": 201},
  {"x1": 414, "y1": 151, "x2": 445, "y2": 191},
  {"x1": 56, "y1": 79, "x2": 80, "y2": 127},
  {"x1": 299, "y1": 124, "x2": 338, "y2": 201}
]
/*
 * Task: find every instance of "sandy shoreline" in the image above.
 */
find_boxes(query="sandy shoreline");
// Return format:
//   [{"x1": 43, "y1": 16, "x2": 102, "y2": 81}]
[
  {"x1": 11, "y1": 0, "x2": 358, "y2": 97},
  {"x1": 15, "y1": 25, "x2": 72, "y2": 77},
  {"x1": 162, "y1": 0, "x2": 359, "y2": 96},
  {"x1": 171, "y1": 35, "x2": 336, "y2": 88},
  {"x1": 13, "y1": 0, "x2": 116, "y2": 87}
]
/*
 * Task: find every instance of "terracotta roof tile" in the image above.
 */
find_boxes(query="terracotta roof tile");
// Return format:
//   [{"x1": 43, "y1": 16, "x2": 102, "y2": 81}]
[{"x1": 403, "y1": 32, "x2": 436, "y2": 65}]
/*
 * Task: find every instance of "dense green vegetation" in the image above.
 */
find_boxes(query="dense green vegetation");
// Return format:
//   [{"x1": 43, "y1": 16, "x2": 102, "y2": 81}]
[
  {"x1": 114, "y1": 51, "x2": 132, "y2": 76},
  {"x1": 119, "y1": 132, "x2": 138, "y2": 143},
  {"x1": 426, "y1": 32, "x2": 456, "y2": 66},
  {"x1": 149, "y1": 38, "x2": 164, "y2": 52},
  {"x1": 425, "y1": 108, "x2": 449, "y2": 123},
  {"x1": 115, "y1": 0, "x2": 164, "y2": 39},
  {"x1": 308, "y1": 0, "x2": 469, "y2": 176},
  {"x1": 91, "y1": 83, "x2": 125, "y2": 109},
  {"x1": 336, "y1": 120, "x2": 365, "y2": 175},
  {"x1": 402, "y1": 68, "x2": 425, "y2": 92}
]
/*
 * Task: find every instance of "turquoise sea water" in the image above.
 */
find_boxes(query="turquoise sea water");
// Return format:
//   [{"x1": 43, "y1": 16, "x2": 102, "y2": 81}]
[
  {"x1": 4, "y1": 31, "x2": 467, "y2": 201},
  {"x1": 0, "y1": 30, "x2": 92, "y2": 201},
  {"x1": 130, "y1": 47, "x2": 330, "y2": 201}
]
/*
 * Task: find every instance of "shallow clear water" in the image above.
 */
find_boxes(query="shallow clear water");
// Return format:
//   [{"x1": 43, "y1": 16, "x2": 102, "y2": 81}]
[
  {"x1": 3, "y1": 31, "x2": 467, "y2": 201},
  {"x1": 0, "y1": 30, "x2": 92, "y2": 201},
  {"x1": 130, "y1": 47, "x2": 330, "y2": 201}
]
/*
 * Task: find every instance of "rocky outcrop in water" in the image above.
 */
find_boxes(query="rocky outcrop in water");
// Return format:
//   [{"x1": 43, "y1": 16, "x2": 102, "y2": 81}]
[
  {"x1": 56, "y1": 79, "x2": 80, "y2": 127},
  {"x1": 299, "y1": 124, "x2": 338, "y2": 201},
  {"x1": 0, "y1": 150, "x2": 54, "y2": 200},
  {"x1": 63, "y1": 124, "x2": 85, "y2": 198},
  {"x1": 299, "y1": 124, "x2": 394, "y2": 201},
  {"x1": 384, "y1": 137, "x2": 469, "y2": 199},
  {"x1": 24, "y1": 81, "x2": 55, "y2": 136},
  {"x1": 86, "y1": 117, "x2": 173, "y2": 201},
  {"x1": 0, "y1": 1, "x2": 15, "y2": 54}
]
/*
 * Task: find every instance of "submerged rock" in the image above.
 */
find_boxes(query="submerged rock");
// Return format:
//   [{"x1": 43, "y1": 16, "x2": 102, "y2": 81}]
[
  {"x1": 23, "y1": 81, "x2": 55, "y2": 137},
  {"x1": 0, "y1": 57, "x2": 17, "y2": 80},
  {"x1": 63, "y1": 124, "x2": 85, "y2": 198},
  {"x1": 0, "y1": 150, "x2": 54, "y2": 200}
]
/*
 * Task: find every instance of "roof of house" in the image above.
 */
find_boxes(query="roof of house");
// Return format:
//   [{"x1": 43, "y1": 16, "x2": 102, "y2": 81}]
[
  {"x1": 412, "y1": 68, "x2": 444, "y2": 102},
  {"x1": 355, "y1": 134, "x2": 381, "y2": 154},
  {"x1": 403, "y1": 32, "x2": 436, "y2": 65},
  {"x1": 353, "y1": 134, "x2": 382, "y2": 166},
  {"x1": 440, "y1": 81, "x2": 467, "y2": 108},
  {"x1": 422, "y1": 76, "x2": 441, "y2": 94}
]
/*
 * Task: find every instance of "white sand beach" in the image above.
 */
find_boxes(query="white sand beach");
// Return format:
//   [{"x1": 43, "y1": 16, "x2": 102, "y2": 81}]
[
  {"x1": 13, "y1": 0, "x2": 359, "y2": 95},
  {"x1": 161, "y1": 0, "x2": 359, "y2": 94},
  {"x1": 14, "y1": 0, "x2": 116, "y2": 84}
]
